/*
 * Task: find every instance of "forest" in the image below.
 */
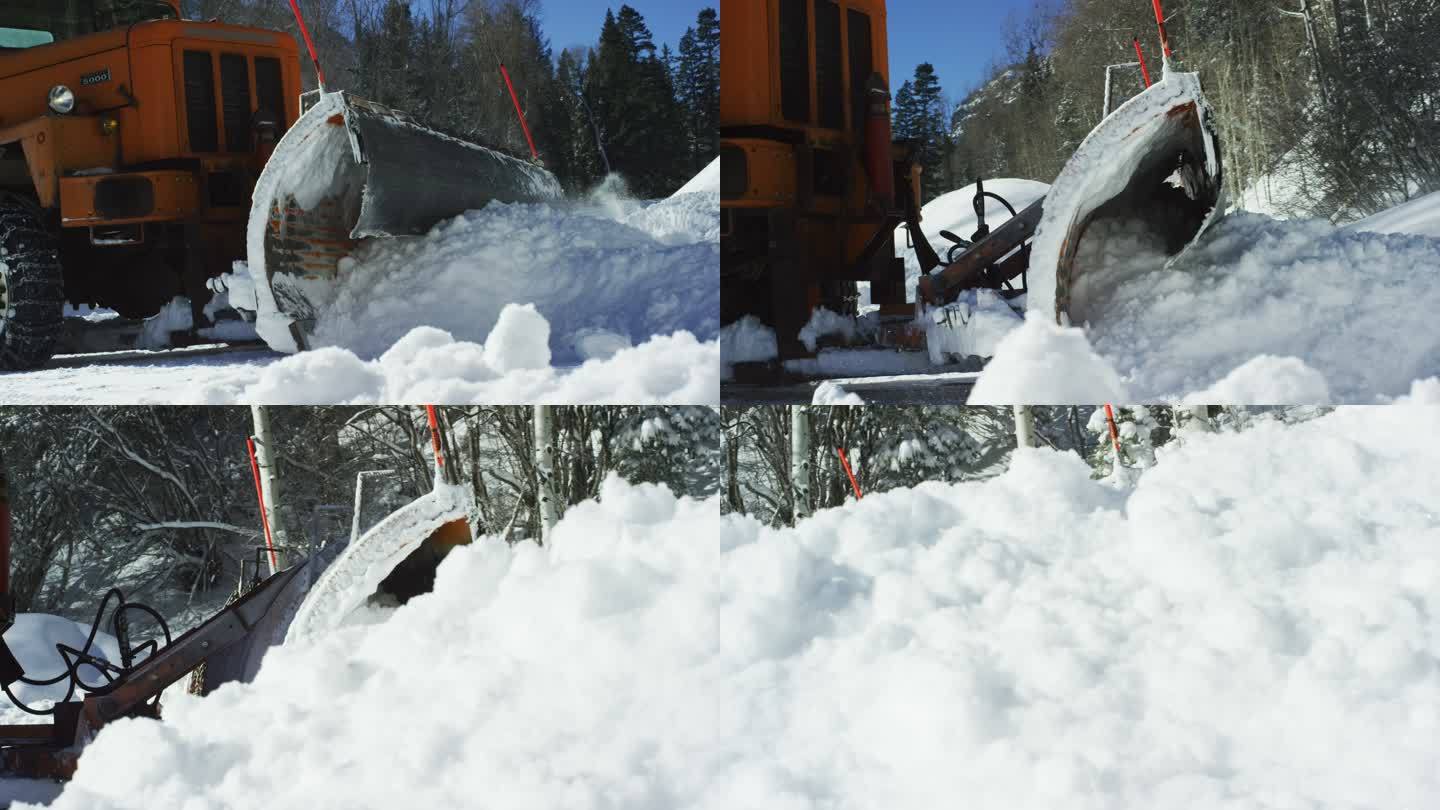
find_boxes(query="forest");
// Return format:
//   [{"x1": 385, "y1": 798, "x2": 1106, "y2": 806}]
[
  {"x1": 1, "y1": 406, "x2": 718, "y2": 627},
  {"x1": 891, "y1": 0, "x2": 1439, "y2": 219},
  {"x1": 182, "y1": 0, "x2": 719, "y2": 198},
  {"x1": 723, "y1": 406, "x2": 1330, "y2": 526}
]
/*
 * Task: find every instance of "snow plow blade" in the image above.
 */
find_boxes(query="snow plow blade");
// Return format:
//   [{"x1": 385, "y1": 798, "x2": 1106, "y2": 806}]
[
  {"x1": 1029, "y1": 69, "x2": 1224, "y2": 326},
  {"x1": 245, "y1": 92, "x2": 564, "y2": 353}
]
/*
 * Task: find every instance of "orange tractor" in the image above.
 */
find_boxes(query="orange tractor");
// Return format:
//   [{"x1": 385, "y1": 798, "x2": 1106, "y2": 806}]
[
  {"x1": 0, "y1": 0, "x2": 301, "y2": 368},
  {"x1": 1, "y1": 0, "x2": 562, "y2": 369}
]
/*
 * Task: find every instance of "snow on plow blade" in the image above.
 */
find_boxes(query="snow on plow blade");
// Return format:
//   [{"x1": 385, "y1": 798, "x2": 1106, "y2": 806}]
[
  {"x1": 1029, "y1": 69, "x2": 1224, "y2": 326},
  {"x1": 246, "y1": 92, "x2": 564, "y2": 353},
  {"x1": 285, "y1": 481, "x2": 473, "y2": 643}
]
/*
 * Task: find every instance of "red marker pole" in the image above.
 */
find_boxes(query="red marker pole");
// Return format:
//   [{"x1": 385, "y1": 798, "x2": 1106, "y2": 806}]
[
  {"x1": 287, "y1": 0, "x2": 327, "y2": 90},
  {"x1": 246, "y1": 437, "x2": 280, "y2": 574},
  {"x1": 1103, "y1": 404, "x2": 1123, "y2": 455},
  {"x1": 1133, "y1": 37, "x2": 1153, "y2": 88},
  {"x1": 425, "y1": 405, "x2": 445, "y2": 468},
  {"x1": 1151, "y1": 0, "x2": 1175, "y2": 61},
  {"x1": 837, "y1": 447, "x2": 863, "y2": 500},
  {"x1": 500, "y1": 64, "x2": 540, "y2": 161}
]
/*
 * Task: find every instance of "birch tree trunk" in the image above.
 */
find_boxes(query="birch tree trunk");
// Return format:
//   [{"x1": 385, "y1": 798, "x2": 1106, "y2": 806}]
[
  {"x1": 790, "y1": 406, "x2": 811, "y2": 524},
  {"x1": 534, "y1": 405, "x2": 561, "y2": 544},
  {"x1": 1013, "y1": 405, "x2": 1036, "y2": 449},
  {"x1": 249, "y1": 405, "x2": 288, "y2": 570}
]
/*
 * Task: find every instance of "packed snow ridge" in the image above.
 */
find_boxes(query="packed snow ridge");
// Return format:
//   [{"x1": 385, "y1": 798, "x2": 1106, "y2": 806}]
[
  {"x1": 26, "y1": 477, "x2": 718, "y2": 810},
  {"x1": 717, "y1": 406, "x2": 1440, "y2": 808}
]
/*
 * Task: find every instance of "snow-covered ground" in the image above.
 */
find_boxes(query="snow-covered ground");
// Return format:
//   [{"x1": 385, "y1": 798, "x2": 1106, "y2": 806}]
[
  {"x1": 1348, "y1": 188, "x2": 1440, "y2": 239},
  {"x1": 717, "y1": 405, "x2": 1440, "y2": 808},
  {"x1": 19, "y1": 477, "x2": 717, "y2": 810},
  {"x1": 0, "y1": 163, "x2": 720, "y2": 405}
]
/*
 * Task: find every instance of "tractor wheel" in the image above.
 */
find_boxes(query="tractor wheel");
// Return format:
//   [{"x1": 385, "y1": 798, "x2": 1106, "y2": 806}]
[{"x1": 0, "y1": 198, "x2": 64, "y2": 370}]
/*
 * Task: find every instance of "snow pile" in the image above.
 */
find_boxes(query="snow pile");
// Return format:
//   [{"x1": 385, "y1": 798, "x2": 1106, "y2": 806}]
[
  {"x1": 192, "y1": 305, "x2": 717, "y2": 404},
  {"x1": 812, "y1": 381, "x2": 865, "y2": 405},
  {"x1": 1349, "y1": 189, "x2": 1440, "y2": 239},
  {"x1": 895, "y1": 179, "x2": 1050, "y2": 301},
  {"x1": 716, "y1": 407, "x2": 1440, "y2": 809},
  {"x1": 31, "y1": 478, "x2": 719, "y2": 810},
  {"x1": 970, "y1": 316, "x2": 1127, "y2": 404},
  {"x1": 292, "y1": 201, "x2": 716, "y2": 365},
  {"x1": 136, "y1": 297, "x2": 193, "y2": 350},
  {"x1": 720, "y1": 316, "x2": 778, "y2": 380},
  {"x1": 922, "y1": 289, "x2": 1023, "y2": 365}
]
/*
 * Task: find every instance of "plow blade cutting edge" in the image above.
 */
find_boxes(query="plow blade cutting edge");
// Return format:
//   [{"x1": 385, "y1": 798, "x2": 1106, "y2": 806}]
[
  {"x1": 244, "y1": 92, "x2": 564, "y2": 353},
  {"x1": 1028, "y1": 68, "x2": 1224, "y2": 327}
]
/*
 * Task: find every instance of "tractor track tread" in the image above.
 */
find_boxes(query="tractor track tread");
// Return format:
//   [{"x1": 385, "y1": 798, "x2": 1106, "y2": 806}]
[{"x1": 0, "y1": 204, "x2": 64, "y2": 371}]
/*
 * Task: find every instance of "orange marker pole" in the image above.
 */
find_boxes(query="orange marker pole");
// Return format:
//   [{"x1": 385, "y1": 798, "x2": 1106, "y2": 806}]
[
  {"x1": 1133, "y1": 37, "x2": 1152, "y2": 88},
  {"x1": 425, "y1": 405, "x2": 445, "y2": 468},
  {"x1": 837, "y1": 447, "x2": 863, "y2": 500},
  {"x1": 246, "y1": 437, "x2": 279, "y2": 573},
  {"x1": 286, "y1": 0, "x2": 327, "y2": 90}
]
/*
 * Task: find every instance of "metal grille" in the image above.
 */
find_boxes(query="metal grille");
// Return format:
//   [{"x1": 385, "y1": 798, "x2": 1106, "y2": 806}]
[
  {"x1": 220, "y1": 53, "x2": 253, "y2": 153},
  {"x1": 182, "y1": 50, "x2": 218, "y2": 153}
]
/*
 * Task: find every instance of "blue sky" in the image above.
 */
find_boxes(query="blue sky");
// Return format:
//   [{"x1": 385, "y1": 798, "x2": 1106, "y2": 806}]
[
  {"x1": 540, "y1": 1, "x2": 713, "y2": 57},
  {"x1": 886, "y1": 0, "x2": 1033, "y2": 101}
]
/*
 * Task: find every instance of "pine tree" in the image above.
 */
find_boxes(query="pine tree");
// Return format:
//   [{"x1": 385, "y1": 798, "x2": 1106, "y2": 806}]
[
  {"x1": 891, "y1": 64, "x2": 949, "y2": 201},
  {"x1": 676, "y1": 8, "x2": 720, "y2": 174}
]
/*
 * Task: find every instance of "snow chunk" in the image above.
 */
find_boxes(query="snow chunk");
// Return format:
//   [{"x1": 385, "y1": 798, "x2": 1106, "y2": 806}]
[
  {"x1": 1183, "y1": 356, "x2": 1332, "y2": 405},
  {"x1": 720, "y1": 316, "x2": 778, "y2": 379},
  {"x1": 798, "y1": 308, "x2": 857, "y2": 352},
  {"x1": 923, "y1": 289, "x2": 1023, "y2": 364},
  {"x1": 198, "y1": 308, "x2": 716, "y2": 404},
  {"x1": 481, "y1": 303, "x2": 551, "y2": 373},
  {"x1": 137, "y1": 297, "x2": 193, "y2": 350},
  {"x1": 812, "y1": 381, "x2": 865, "y2": 405},
  {"x1": 970, "y1": 316, "x2": 1128, "y2": 404}
]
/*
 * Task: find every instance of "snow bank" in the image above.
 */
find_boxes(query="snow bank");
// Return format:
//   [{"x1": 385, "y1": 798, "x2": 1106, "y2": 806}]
[
  {"x1": 798, "y1": 308, "x2": 858, "y2": 352},
  {"x1": 895, "y1": 179, "x2": 1050, "y2": 301},
  {"x1": 1349, "y1": 189, "x2": 1440, "y2": 239},
  {"x1": 970, "y1": 316, "x2": 1127, "y2": 404},
  {"x1": 32, "y1": 478, "x2": 718, "y2": 810},
  {"x1": 716, "y1": 407, "x2": 1440, "y2": 809},
  {"x1": 193, "y1": 305, "x2": 717, "y2": 405}
]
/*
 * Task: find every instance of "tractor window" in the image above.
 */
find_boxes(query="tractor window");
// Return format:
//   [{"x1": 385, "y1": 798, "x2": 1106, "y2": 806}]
[
  {"x1": 847, "y1": 9, "x2": 873, "y2": 134},
  {"x1": 0, "y1": 27, "x2": 54, "y2": 49},
  {"x1": 0, "y1": 1, "x2": 176, "y2": 47},
  {"x1": 778, "y1": 0, "x2": 810, "y2": 124},
  {"x1": 815, "y1": 0, "x2": 843, "y2": 130}
]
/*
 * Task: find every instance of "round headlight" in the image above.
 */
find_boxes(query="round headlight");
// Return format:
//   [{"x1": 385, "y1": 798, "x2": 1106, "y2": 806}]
[{"x1": 48, "y1": 85, "x2": 76, "y2": 115}]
